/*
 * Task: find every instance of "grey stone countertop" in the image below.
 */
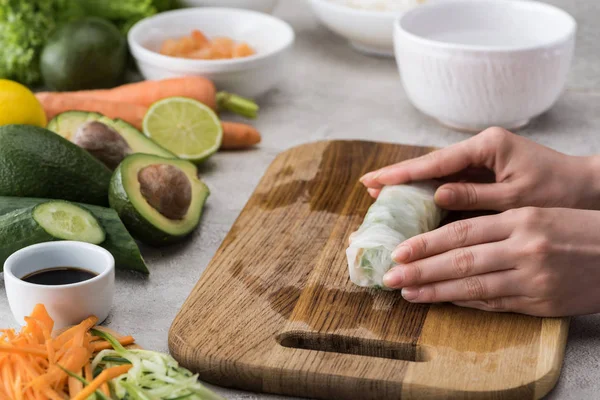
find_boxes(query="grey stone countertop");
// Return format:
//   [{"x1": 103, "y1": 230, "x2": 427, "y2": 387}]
[{"x1": 1, "y1": 1, "x2": 600, "y2": 399}]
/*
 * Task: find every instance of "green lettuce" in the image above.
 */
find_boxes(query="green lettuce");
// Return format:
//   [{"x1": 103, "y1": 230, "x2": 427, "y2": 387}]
[
  {"x1": 0, "y1": 0, "x2": 177, "y2": 85},
  {"x1": 0, "y1": 0, "x2": 83, "y2": 85}
]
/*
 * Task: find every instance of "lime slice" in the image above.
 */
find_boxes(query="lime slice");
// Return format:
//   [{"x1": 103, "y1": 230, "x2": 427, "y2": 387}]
[{"x1": 143, "y1": 97, "x2": 223, "y2": 163}]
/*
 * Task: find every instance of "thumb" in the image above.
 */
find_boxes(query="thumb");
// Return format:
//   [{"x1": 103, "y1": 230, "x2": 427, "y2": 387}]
[{"x1": 435, "y1": 182, "x2": 515, "y2": 211}]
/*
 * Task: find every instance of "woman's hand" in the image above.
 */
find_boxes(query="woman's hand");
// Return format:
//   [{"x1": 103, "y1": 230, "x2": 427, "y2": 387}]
[
  {"x1": 383, "y1": 207, "x2": 600, "y2": 317},
  {"x1": 360, "y1": 127, "x2": 600, "y2": 211}
]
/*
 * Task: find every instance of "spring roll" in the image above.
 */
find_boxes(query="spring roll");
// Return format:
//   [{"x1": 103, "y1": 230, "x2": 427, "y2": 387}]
[{"x1": 347, "y1": 182, "x2": 444, "y2": 289}]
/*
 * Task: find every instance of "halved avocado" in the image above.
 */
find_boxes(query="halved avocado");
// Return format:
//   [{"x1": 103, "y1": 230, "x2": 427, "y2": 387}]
[
  {"x1": 47, "y1": 111, "x2": 175, "y2": 168},
  {"x1": 109, "y1": 154, "x2": 209, "y2": 246}
]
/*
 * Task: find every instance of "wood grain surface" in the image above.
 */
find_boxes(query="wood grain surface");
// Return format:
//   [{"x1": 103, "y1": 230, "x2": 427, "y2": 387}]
[{"x1": 169, "y1": 140, "x2": 569, "y2": 400}]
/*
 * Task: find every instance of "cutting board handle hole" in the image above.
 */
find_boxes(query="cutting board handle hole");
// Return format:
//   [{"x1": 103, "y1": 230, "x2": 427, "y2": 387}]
[{"x1": 276, "y1": 331, "x2": 432, "y2": 362}]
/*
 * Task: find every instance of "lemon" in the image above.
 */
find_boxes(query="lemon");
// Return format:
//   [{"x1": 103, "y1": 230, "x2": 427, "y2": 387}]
[
  {"x1": 0, "y1": 79, "x2": 47, "y2": 127},
  {"x1": 143, "y1": 97, "x2": 222, "y2": 163}
]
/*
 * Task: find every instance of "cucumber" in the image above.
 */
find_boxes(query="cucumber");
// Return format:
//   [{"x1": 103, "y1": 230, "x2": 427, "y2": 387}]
[
  {"x1": 0, "y1": 197, "x2": 149, "y2": 274},
  {"x1": 33, "y1": 201, "x2": 105, "y2": 244},
  {"x1": 0, "y1": 201, "x2": 105, "y2": 266}
]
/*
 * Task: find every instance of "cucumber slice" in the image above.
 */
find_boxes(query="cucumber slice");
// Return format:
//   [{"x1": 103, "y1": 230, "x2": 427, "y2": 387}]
[
  {"x1": 33, "y1": 201, "x2": 105, "y2": 244},
  {"x1": 0, "y1": 197, "x2": 149, "y2": 274},
  {"x1": 0, "y1": 201, "x2": 105, "y2": 266}
]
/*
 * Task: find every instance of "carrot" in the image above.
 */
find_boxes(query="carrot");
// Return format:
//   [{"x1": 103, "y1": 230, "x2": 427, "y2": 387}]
[
  {"x1": 92, "y1": 336, "x2": 135, "y2": 352},
  {"x1": 72, "y1": 365, "x2": 132, "y2": 400},
  {"x1": 22, "y1": 305, "x2": 54, "y2": 342},
  {"x1": 35, "y1": 93, "x2": 147, "y2": 130},
  {"x1": 0, "y1": 344, "x2": 47, "y2": 358},
  {"x1": 68, "y1": 371, "x2": 83, "y2": 398},
  {"x1": 100, "y1": 382, "x2": 110, "y2": 396},
  {"x1": 37, "y1": 76, "x2": 217, "y2": 110},
  {"x1": 221, "y1": 121, "x2": 261, "y2": 149},
  {"x1": 84, "y1": 363, "x2": 92, "y2": 383}
]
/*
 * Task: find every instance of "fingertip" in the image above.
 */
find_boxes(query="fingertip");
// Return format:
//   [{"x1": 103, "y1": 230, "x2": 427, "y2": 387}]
[
  {"x1": 383, "y1": 267, "x2": 404, "y2": 289},
  {"x1": 391, "y1": 245, "x2": 411, "y2": 263},
  {"x1": 359, "y1": 171, "x2": 378, "y2": 184},
  {"x1": 367, "y1": 188, "x2": 380, "y2": 198},
  {"x1": 435, "y1": 186, "x2": 457, "y2": 207}
]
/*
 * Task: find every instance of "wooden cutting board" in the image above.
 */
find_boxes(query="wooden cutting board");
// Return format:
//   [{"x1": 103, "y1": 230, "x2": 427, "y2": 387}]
[{"x1": 169, "y1": 140, "x2": 569, "y2": 400}]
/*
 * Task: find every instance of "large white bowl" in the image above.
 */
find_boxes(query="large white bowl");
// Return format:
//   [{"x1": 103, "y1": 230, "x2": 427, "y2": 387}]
[
  {"x1": 128, "y1": 8, "x2": 294, "y2": 98},
  {"x1": 178, "y1": 0, "x2": 279, "y2": 14},
  {"x1": 394, "y1": 0, "x2": 576, "y2": 131},
  {"x1": 308, "y1": 0, "x2": 421, "y2": 57}
]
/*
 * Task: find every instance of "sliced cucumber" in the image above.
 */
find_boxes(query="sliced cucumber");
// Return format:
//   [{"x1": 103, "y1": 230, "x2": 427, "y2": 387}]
[
  {"x1": 0, "y1": 197, "x2": 149, "y2": 274},
  {"x1": 33, "y1": 201, "x2": 105, "y2": 244},
  {"x1": 0, "y1": 201, "x2": 105, "y2": 266}
]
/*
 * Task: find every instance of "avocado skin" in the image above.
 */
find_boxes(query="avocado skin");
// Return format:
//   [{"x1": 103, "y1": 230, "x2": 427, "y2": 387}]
[
  {"x1": 0, "y1": 125, "x2": 112, "y2": 206},
  {"x1": 41, "y1": 17, "x2": 127, "y2": 91},
  {"x1": 109, "y1": 155, "x2": 209, "y2": 246}
]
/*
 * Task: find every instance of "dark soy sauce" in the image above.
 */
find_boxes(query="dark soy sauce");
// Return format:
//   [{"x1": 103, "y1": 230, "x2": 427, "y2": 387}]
[{"x1": 22, "y1": 267, "x2": 97, "y2": 286}]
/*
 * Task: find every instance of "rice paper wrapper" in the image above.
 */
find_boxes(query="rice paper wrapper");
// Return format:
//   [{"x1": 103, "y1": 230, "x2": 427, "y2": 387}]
[{"x1": 347, "y1": 182, "x2": 444, "y2": 289}]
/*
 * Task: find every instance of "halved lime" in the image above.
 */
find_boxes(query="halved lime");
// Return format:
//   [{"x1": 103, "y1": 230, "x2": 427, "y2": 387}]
[{"x1": 142, "y1": 97, "x2": 223, "y2": 163}]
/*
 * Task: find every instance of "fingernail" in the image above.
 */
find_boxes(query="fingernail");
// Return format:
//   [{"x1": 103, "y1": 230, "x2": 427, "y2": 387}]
[
  {"x1": 392, "y1": 245, "x2": 411, "y2": 262},
  {"x1": 383, "y1": 267, "x2": 405, "y2": 288},
  {"x1": 402, "y1": 287, "x2": 420, "y2": 301},
  {"x1": 436, "y1": 188, "x2": 456, "y2": 205},
  {"x1": 359, "y1": 172, "x2": 375, "y2": 183}
]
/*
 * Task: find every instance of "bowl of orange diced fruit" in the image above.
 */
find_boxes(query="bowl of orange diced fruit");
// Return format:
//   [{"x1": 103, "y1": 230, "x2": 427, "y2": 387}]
[{"x1": 128, "y1": 8, "x2": 295, "y2": 98}]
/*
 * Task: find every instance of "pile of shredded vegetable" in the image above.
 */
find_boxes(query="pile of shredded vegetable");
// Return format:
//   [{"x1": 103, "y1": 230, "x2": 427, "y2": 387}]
[{"x1": 0, "y1": 304, "x2": 221, "y2": 400}]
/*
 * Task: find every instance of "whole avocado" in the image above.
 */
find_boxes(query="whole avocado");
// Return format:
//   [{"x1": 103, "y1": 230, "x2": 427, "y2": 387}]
[
  {"x1": 40, "y1": 17, "x2": 127, "y2": 91},
  {"x1": 0, "y1": 125, "x2": 112, "y2": 206}
]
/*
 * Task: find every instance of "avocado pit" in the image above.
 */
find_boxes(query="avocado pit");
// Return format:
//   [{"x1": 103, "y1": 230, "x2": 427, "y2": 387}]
[
  {"x1": 73, "y1": 121, "x2": 131, "y2": 170},
  {"x1": 138, "y1": 164, "x2": 192, "y2": 220}
]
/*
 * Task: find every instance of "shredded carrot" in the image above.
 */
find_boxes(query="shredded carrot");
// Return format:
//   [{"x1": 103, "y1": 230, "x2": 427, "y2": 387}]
[
  {"x1": 0, "y1": 344, "x2": 47, "y2": 357},
  {"x1": 72, "y1": 365, "x2": 132, "y2": 400},
  {"x1": 100, "y1": 381, "x2": 110, "y2": 396},
  {"x1": 84, "y1": 363, "x2": 92, "y2": 383},
  {"x1": 0, "y1": 304, "x2": 135, "y2": 399},
  {"x1": 92, "y1": 336, "x2": 135, "y2": 352}
]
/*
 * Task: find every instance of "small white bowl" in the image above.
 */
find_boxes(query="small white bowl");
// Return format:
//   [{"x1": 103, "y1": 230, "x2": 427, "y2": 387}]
[
  {"x1": 308, "y1": 0, "x2": 421, "y2": 57},
  {"x1": 394, "y1": 0, "x2": 576, "y2": 132},
  {"x1": 178, "y1": 0, "x2": 279, "y2": 14},
  {"x1": 4, "y1": 242, "x2": 115, "y2": 330},
  {"x1": 128, "y1": 8, "x2": 295, "y2": 98}
]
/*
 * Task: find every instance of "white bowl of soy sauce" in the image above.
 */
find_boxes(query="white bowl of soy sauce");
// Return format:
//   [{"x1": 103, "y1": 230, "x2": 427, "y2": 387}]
[{"x1": 4, "y1": 241, "x2": 115, "y2": 329}]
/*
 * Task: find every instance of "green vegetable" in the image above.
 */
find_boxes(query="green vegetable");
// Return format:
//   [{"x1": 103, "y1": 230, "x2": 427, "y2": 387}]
[
  {"x1": 0, "y1": 201, "x2": 105, "y2": 267},
  {"x1": 216, "y1": 92, "x2": 260, "y2": 119},
  {"x1": 109, "y1": 154, "x2": 209, "y2": 246},
  {"x1": 47, "y1": 111, "x2": 176, "y2": 169},
  {"x1": 41, "y1": 17, "x2": 127, "y2": 91},
  {"x1": 79, "y1": 0, "x2": 178, "y2": 35},
  {"x1": 0, "y1": 0, "x2": 178, "y2": 85},
  {"x1": 91, "y1": 329, "x2": 224, "y2": 400},
  {"x1": 0, "y1": 0, "x2": 83, "y2": 85},
  {"x1": 0, "y1": 125, "x2": 112, "y2": 206},
  {"x1": 57, "y1": 365, "x2": 112, "y2": 400},
  {"x1": 0, "y1": 196, "x2": 149, "y2": 274}
]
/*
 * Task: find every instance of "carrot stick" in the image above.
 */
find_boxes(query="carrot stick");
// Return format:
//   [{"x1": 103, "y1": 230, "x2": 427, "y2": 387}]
[
  {"x1": 72, "y1": 365, "x2": 132, "y2": 400},
  {"x1": 37, "y1": 76, "x2": 217, "y2": 110},
  {"x1": 53, "y1": 316, "x2": 98, "y2": 348},
  {"x1": 221, "y1": 121, "x2": 261, "y2": 149},
  {"x1": 84, "y1": 364, "x2": 92, "y2": 383},
  {"x1": 0, "y1": 345, "x2": 47, "y2": 358},
  {"x1": 100, "y1": 382, "x2": 110, "y2": 396},
  {"x1": 36, "y1": 93, "x2": 147, "y2": 129},
  {"x1": 92, "y1": 336, "x2": 135, "y2": 352},
  {"x1": 68, "y1": 372, "x2": 83, "y2": 398}
]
